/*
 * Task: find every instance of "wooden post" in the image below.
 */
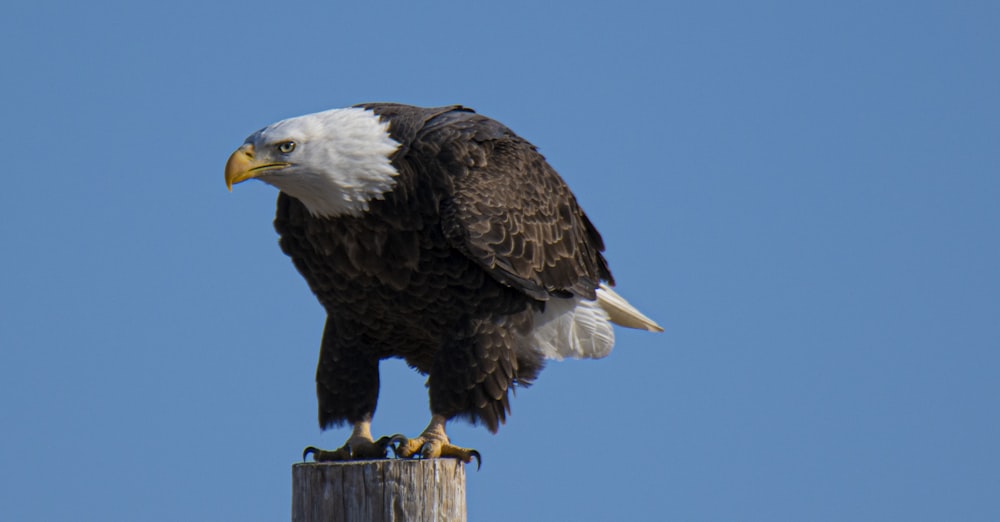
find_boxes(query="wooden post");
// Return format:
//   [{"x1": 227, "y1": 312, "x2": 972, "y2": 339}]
[{"x1": 292, "y1": 459, "x2": 466, "y2": 522}]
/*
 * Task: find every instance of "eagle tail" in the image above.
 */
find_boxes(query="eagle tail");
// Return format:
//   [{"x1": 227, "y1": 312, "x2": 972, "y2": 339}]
[{"x1": 596, "y1": 283, "x2": 664, "y2": 333}]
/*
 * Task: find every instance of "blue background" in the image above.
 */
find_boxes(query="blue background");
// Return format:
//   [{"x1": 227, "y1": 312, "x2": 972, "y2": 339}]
[{"x1": 2, "y1": 1, "x2": 998, "y2": 520}]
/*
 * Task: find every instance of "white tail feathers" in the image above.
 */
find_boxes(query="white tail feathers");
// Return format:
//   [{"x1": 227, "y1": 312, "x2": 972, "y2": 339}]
[
  {"x1": 596, "y1": 283, "x2": 664, "y2": 332},
  {"x1": 532, "y1": 296, "x2": 616, "y2": 360},
  {"x1": 532, "y1": 284, "x2": 662, "y2": 361}
]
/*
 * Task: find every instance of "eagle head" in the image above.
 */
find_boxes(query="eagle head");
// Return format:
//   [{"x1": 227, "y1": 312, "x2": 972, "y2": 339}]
[{"x1": 225, "y1": 107, "x2": 401, "y2": 217}]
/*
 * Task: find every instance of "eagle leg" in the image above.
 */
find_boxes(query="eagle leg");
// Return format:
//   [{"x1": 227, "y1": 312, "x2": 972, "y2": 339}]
[
  {"x1": 302, "y1": 419, "x2": 394, "y2": 462},
  {"x1": 390, "y1": 414, "x2": 481, "y2": 470}
]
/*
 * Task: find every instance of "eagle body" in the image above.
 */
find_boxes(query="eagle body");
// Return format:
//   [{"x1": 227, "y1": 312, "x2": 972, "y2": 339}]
[{"x1": 226, "y1": 103, "x2": 661, "y2": 461}]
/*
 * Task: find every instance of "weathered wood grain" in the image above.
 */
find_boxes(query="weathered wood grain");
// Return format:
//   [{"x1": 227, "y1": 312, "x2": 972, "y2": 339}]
[{"x1": 292, "y1": 459, "x2": 466, "y2": 522}]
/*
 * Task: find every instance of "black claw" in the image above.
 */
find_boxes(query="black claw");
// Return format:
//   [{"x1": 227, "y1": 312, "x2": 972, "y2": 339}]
[
  {"x1": 418, "y1": 442, "x2": 432, "y2": 459},
  {"x1": 388, "y1": 434, "x2": 408, "y2": 458},
  {"x1": 302, "y1": 445, "x2": 353, "y2": 462},
  {"x1": 374, "y1": 436, "x2": 394, "y2": 454},
  {"x1": 468, "y1": 450, "x2": 482, "y2": 471},
  {"x1": 302, "y1": 446, "x2": 319, "y2": 462}
]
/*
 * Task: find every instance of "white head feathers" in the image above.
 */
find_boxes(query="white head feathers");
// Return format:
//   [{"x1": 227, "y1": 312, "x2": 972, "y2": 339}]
[{"x1": 246, "y1": 107, "x2": 401, "y2": 218}]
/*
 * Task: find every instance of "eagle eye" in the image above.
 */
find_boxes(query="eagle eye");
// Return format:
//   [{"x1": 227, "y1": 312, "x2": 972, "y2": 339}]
[{"x1": 277, "y1": 141, "x2": 296, "y2": 154}]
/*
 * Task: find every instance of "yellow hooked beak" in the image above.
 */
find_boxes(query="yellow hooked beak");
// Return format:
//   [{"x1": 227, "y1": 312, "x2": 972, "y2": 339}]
[{"x1": 224, "y1": 144, "x2": 291, "y2": 191}]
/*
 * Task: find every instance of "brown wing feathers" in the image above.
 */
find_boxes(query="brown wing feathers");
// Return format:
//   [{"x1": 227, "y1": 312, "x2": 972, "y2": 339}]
[{"x1": 412, "y1": 110, "x2": 612, "y2": 301}]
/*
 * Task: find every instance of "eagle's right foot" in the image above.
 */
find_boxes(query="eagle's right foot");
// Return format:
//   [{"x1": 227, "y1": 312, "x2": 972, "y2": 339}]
[
  {"x1": 303, "y1": 445, "x2": 351, "y2": 462},
  {"x1": 302, "y1": 419, "x2": 392, "y2": 462},
  {"x1": 302, "y1": 435, "x2": 394, "y2": 462}
]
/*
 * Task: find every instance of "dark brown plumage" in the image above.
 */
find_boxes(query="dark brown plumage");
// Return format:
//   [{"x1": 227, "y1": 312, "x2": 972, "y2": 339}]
[{"x1": 273, "y1": 104, "x2": 612, "y2": 432}]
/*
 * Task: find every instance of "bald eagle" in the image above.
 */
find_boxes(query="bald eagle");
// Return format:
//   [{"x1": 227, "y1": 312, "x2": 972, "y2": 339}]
[{"x1": 225, "y1": 103, "x2": 662, "y2": 466}]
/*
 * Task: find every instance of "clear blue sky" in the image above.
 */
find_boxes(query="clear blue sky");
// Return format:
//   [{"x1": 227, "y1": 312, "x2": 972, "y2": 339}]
[{"x1": 2, "y1": 1, "x2": 998, "y2": 520}]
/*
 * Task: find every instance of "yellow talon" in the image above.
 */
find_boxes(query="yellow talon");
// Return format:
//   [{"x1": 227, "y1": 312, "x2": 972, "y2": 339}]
[
  {"x1": 303, "y1": 420, "x2": 393, "y2": 462},
  {"x1": 390, "y1": 429, "x2": 481, "y2": 470}
]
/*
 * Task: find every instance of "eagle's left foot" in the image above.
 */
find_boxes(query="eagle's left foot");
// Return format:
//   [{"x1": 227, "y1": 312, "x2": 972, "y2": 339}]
[
  {"x1": 391, "y1": 436, "x2": 481, "y2": 469},
  {"x1": 389, "y1": 415, "x2": 481, "y2": 470}
]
